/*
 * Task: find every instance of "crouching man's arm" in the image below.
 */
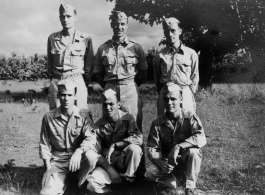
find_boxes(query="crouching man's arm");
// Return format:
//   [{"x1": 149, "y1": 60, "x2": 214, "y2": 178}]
[
  {"x1": 39, "y1": 116, "x2": 52, "y2": 170},
  {"x1": 122, "y1": 116, "x2": 143, "y2": 146},
  {"x1": 70, "y1": 119, "x2": 98, "y2": 172},
  {"x1": 168, "y1": 114, "x2": 207, "y2": 166},
  {"x1": 97, "y1": 155, "x2": 122, "y2": 184},
  {"x1": 147, "y1": 121, "x2": 174, "y2": 174}
]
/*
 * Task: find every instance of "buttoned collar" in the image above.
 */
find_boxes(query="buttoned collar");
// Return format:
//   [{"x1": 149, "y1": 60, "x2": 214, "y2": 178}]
[
  {"x1": 98, "y1": 109, "x2": 126, "y2": 127},
  {"x1": 158, "y1": 109, "x2": 185, "y2": 130},
  {"x1": 54, "y1": 30, "x2": 83, "y2": 44},
  {"x1": 111, "y1": 36, "x2": 130, "y2": 47},
  {"x1": 165, "y1": 42, "x2": 184, "y2": 55},
  {"x1": 54, "y1": 106, "x2": 81, "y2": 119}
]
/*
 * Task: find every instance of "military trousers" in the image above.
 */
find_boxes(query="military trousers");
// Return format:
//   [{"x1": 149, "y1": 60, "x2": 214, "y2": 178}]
[
  {"x1": 40, "y1": 150, "x2": 98, "y2": 195},
  {"x1": 48, "y1": 74, "x2": 88, "y2": 110},
  {"x1": 145, "y1": 148, "x2": 202, "y2": 189},
  {"x1": 157, "y1": 85, "x2": 196, "y2": 116},
  {"x1": 87, "y1": 144, "x2": 143, "y2": 193}
]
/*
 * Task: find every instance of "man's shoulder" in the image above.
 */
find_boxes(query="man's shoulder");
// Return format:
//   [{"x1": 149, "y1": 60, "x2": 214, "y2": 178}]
[
  {"x1": 151, "y1": 114, "x2": 167, "y2": 126},
  {"x1": 48, "y1": 31, "x2": 61, "y2": 39},
  {"x1": 181, "y1": 44, "x2": 197, "y2": 55},
  {"x1": 76, "y1": 30, "x2": 91, "y2": 40},
  {"x1": 42, "y1": 107, "x2": 59, "y2": 120}
]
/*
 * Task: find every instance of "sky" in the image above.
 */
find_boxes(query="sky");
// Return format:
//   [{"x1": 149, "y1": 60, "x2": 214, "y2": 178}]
[{"x1": 0, "y1": 0, "x2": 163, "y2": 56}]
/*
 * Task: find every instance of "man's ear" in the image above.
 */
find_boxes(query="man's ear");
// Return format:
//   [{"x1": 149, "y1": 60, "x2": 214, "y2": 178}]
[
  {"x1": 179, "y1": 28, "x2": 182, "y2": 35},
  {"x1": 74, "y1": 14, "x2": 78, "y2": 21},
  {"x1": 117, "y1": 102, "x2": 121, "y2": 109}
]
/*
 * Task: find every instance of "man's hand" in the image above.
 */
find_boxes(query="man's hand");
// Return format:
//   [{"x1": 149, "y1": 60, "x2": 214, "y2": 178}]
[
  {"x1": 106, "y1": 144, "x2": 115, "y2": 164},
  {"x1": 168, "y1": 145, "x2": 181, "y2": 166},
  {"x1": 162, "y1": 161, "x2": 175, "y2": 174},
  {"x1": 107, "y1": 166, "x2": 122, "y2": 184},
  {"x1": 127, "y1": 135, "x2": 142, "y2": 145},
  {"x1": 69, "y1": 149, "x2": 83, "y2": 172}
]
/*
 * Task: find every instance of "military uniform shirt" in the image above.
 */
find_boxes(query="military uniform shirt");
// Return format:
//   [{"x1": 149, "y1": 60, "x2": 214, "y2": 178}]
[
  {"x1": 47, "y1": 30, "x2": 94, "y2": 81},
  {"x1": 147, "y1": 109, "x2": 206, "y2": 161},
  {"x1": 95, "y1": 110, "x2": 143, "y2": 156},
  {"x1": 93, "y1": 36, "x2": 148, "y2": 81},
  {"x1": 154, "y1": 44, "x2": 199, "y2": 93},
  {"x1": 39, "y1": 106, "x2": 97, "y2": 161}
]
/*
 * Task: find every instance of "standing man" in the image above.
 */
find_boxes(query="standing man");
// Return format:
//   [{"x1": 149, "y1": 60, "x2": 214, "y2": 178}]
[
  {"x1": 39, "y1": 80, "x2": 98, "y2": 195},
  {"x1": 155, "y1": 17, "x2": 199, "y2": 116},
  {"x1": 47, "y1": 3, "x2": 94, "y2": 110},
  {"x1": 145, "y1": 83, "x2": 206, "y2": 195},
  {"x1": 93, "y1": 11, "x2": 148, "y2": 130},
  {"x1": 86, "y1": 89, "x2": 143, "y2": 193}
]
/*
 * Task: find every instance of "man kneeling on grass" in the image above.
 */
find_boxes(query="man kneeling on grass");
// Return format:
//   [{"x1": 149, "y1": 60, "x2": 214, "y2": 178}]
[
  {"x1": 39, "y1": 80, "x2": 98, "y2": 195},
  {"x1": 145, "y1": 83, "x2": 207, "y2": 195},
  {"x1": 86, "y1": 89, "x2": 143, "y2": 193}
]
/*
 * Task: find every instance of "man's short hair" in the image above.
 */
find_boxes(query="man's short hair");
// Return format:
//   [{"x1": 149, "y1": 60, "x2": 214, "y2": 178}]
[
  {"x1": 59, "y1": 3, "x2": 77, "y2": 15},
  {"x1": 57, "y1": 79, "x2": 77, "y2": 94}
]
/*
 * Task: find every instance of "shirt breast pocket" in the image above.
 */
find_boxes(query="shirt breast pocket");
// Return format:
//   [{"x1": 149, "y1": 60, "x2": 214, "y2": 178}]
[
  {"x1": 123, "y1": 56, "x2": 138, "y2": 75},
  {"x1": 71, "y1": 50, "x2": 85, "y2": 67},
  {"x1": 102, "y1": 56, "x2": 116, "y2": 73},
  {"x1": 51, "y1": 49, "x2": 63, "y2": 65}
]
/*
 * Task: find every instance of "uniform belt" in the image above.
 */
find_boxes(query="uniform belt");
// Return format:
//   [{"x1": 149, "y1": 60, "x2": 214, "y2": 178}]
[
  {"x1": 53, "y1": 72, "x2": 82, "y2": 80},
  {"x1": 106, "y1": 78, "x2": 134, "y2": 85}
]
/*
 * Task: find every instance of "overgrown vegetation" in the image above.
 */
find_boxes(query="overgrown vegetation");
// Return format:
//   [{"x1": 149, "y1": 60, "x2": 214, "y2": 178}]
[{"x1": 0, "y1": 84, "x2": 264, "y2": 195}]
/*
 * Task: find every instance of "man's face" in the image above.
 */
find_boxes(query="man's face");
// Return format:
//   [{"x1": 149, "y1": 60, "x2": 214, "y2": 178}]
[
  {"x1": 58, "y1": 89, "x2": 76, "y2": 109},
  {"x1": 102, "y1": 95, "x2": 120, "y2": 118},
  {"x1": 163, "y1": 23, "x2": 182, "y2": 45},
  {"x1": 163, "y1": 91, "x2": 182, "y2": 114},
  {"x1": 59, "y1": 9, "x2": 77, "y2": 30},
  {"x1": 111, "y1": 19, "x2": 128, "y2": 38}
]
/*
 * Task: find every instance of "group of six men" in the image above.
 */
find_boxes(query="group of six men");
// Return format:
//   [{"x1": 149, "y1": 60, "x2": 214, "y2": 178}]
[{"x1": 39, "y1": 3, "x2": 206, "y2": 195}]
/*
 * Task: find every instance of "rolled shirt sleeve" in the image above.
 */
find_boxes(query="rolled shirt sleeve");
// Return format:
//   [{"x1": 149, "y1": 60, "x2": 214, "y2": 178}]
[
  {"x1": 146, "y1": 121, "x2": 162, "y2": 161},
  {"x1": 189, "y1": 51, "x2": 199, "y2": 93},
  {"x1": 39, "y1": 116, "x2": 52, "y2": 161}
]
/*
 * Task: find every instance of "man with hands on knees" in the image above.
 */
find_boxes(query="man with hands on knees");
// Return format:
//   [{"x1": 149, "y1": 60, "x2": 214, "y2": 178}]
[
  {"x1": 39, "y1": 80, "x2": 98, "y2": 195},
  {"x1": 145, "y1": 83, "x2": 207, "y2": 195},
  {"x1": 86, "y1": 89, "x2": 143, "y2": 193}
]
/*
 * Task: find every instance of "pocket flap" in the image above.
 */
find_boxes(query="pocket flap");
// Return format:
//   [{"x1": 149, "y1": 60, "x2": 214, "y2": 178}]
[
  {"x1": 51, "y1": 49, "x2": 63, "y2": 54},
  {"x1": 71, "y1": 50, "x2": 85, "y2": 56},
  {"x1": 125, "y1": 56, "x2": 138, "y2": 64}
]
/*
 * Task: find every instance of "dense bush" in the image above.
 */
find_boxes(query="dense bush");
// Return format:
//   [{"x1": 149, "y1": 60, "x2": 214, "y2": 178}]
[{"x1": 0, "y1": 53, "x2": 48, "y2": 81}]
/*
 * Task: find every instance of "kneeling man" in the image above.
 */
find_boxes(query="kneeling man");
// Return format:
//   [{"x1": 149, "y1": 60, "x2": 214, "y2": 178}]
[
  {"x1": 87, "y1": 89, "x2": 143, "y2": 193},
  {"x1": 145, "y1": 83, "x2": 207, "y2": 195},
  {"x1": 39, "y1": 80, "x2": 98, "y2": 195}
]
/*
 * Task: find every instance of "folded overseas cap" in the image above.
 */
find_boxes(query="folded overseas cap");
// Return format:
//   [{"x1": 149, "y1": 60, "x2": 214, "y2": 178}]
[
  {"x1": 162, "y1": 82, "x2": 182, "y2": 95},
  {"x1": 162, "y1": 17, "x2": 180, "y2": 29},
  {"x1": 59, "y1": 3, "x2": 75, "y2": 14},
  {"x1": 110, "y1": 11, "x2": 128, "y2": 21},
  {"x1": 102, "y1": 89, "x2": 117, "y2": 99},
  {"x1": 58, "y1": 79, "x2": 76, "y2": 93}
]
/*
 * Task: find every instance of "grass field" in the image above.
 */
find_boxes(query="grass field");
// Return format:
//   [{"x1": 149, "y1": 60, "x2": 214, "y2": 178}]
[{"x1": 0, "y1": 82, "x2": 265, "y2": 195}]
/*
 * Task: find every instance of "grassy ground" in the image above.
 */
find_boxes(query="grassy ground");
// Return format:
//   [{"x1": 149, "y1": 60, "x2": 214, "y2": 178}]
[{"x1": 0, "y1": 83, "x2": 265, "y2": 195}]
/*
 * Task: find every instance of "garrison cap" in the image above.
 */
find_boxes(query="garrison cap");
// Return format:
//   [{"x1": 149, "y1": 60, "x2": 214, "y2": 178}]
[
  {"x1": 110, "y1": 11, "x2": 128, "y2": 21},
  {"x1": 102, "y1": 89, "x2": 117, "y2": 99},
  {"x1": 162, "y1": 82, "x2": 182, "y2": 95},
  {"x1": 57, "y1": 79, "x2": 76, "y2": 93},
  {"x1": 59, "y1": 3, "x2": 76, "y2": 14},
  {"x1": 162, "y1": 17, "x2": 180, "y2": 29}
]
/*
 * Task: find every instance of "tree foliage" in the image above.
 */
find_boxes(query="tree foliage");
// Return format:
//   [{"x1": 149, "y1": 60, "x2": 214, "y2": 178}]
[
  {"x1": 0, "y1": 53, "x2": 48, "y2": 81},
  {"x1": 107, "y1": 0, "x2": 265, "y2": 85}
]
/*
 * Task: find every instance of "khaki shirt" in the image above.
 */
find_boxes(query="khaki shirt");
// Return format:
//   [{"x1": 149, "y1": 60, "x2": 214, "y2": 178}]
[
  {"x1": 39, "y1": 106, "x2": 97, "y2": 161},
  {"x1": 47, "y1": 30, "x2": 94, "y2": 82},
  {"x1": 93, "y1": 36, "x2": 148, "y2": 81},
  {"x1": 95, "y1": 110, "x2": 143, "y2": 156},
  {"x1": 147, "y1": 109, "x2": 206, "y2": 161},
  {"x1": 154, "y1": 44, "x2": 199, "y2": 93}
]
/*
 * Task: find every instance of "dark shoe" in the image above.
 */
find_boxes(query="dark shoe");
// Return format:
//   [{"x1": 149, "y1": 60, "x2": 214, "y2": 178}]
[{"x1": 185, "y1": 188, "x2": 196, "y2": 195}]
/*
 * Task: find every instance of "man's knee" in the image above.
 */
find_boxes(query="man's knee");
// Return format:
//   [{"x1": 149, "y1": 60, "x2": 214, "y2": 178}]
[
  {"x1": 83, "y1": 150, "x2": 98, "y2": 165},
  {"x1": 126, "y1": 144, "x2": 142, "y2": 155},
  {"x1": 187, "y1": 148, "x2": 202, "y2": 159},
  {"x1": 145, "y1": 164, "x2": 160, "y2": 181}
]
